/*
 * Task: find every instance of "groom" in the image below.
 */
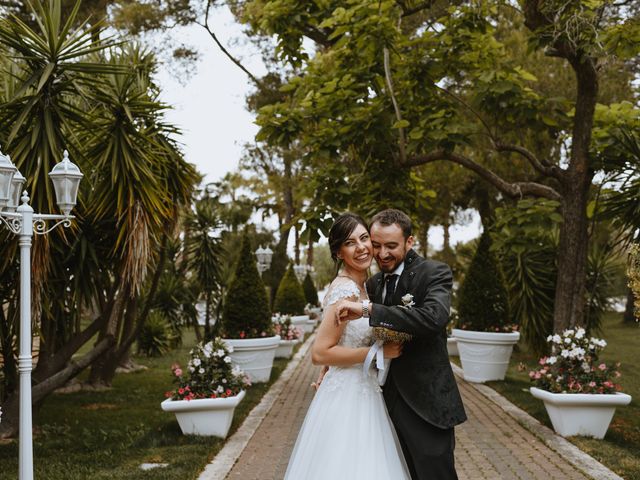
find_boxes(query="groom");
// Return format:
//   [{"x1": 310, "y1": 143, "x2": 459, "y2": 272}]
[{"x1": 337, "y1": 208, "x2": 467, "y2": 480}]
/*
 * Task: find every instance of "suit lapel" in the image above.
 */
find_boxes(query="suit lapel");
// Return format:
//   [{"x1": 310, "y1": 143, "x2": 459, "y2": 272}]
[
  {"x1": 393, "y1": 250, "x2": 419, "y2": 304},
  {"x1": 372, "y1": 274, "x2": 384, "y2": 303}
]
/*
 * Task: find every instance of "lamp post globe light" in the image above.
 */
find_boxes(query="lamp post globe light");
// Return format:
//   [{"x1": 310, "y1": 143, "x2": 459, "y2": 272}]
[
  {"x1": 0, "y1": 147, "x2": 83, "y2": 480},
  {"x1": 255, "y1": 245, "x2": 273, "y2": 275},
  {"x1": 293, "y1": 263, "x2": 307, "y2": 282}
]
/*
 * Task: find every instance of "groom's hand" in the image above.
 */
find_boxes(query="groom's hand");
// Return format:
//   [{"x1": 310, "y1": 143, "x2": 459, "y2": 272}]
[{"x1": 334, "y1": 300, "x2": 363, "y2": 325}]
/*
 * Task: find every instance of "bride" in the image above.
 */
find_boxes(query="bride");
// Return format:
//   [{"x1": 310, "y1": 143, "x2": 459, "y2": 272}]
[{"x1": 284, "y1": 213, "x2": 411, "y2": 479}]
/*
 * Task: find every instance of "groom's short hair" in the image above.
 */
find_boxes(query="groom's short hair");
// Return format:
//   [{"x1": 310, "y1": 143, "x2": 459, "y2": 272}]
[{"x1": 370, "y1": 209, "x2": 412, "y2": 239}]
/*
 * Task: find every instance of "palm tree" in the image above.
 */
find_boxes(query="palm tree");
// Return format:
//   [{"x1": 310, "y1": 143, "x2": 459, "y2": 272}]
[{"x1": 0, "y1": 0, "x2": 197, "y2": 436}]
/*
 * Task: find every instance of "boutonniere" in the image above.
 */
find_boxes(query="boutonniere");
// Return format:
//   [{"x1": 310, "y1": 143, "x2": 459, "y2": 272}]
[{"x1": 401, "y1": 293, "x2": 415, "y2": 308}]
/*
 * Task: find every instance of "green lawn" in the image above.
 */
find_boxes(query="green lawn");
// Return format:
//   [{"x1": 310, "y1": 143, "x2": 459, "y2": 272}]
[
  {"x1": 485, "y1": 312, "x2": 640, "y2": 480},
  {"x1": 0, "y1": 330, "x2": 299, "y2": 479}
]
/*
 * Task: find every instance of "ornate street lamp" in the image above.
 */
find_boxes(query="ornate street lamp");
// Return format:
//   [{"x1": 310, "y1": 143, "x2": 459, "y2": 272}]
[
  {"x1": 293, "y1": 264, "x2": 307, "y2": 282},
  {"x1": 0, "y1": 149, "x2": 16, "y2": 208},
  {"x1": 0, "y1": 147, "x2": 82, "y2": 480},
  {"x1": 255, "y1": 246, "x2": 273, "y2": 275}
]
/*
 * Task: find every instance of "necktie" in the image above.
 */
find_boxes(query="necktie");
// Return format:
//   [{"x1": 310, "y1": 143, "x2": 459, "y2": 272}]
[{"x1": 384, "y1": 274, "x2": 398, "y2": 306}]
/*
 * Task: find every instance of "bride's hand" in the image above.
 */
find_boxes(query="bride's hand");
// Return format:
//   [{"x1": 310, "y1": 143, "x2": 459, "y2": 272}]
[
  {"x1": 311, "y1": 365, "x2": 329, "y2": 390},
  {"x1": 383, "y1": 342, "x2": 403, "y2": 359},
  {"x1": 334, "y1": 300, "x2": 363, "y2": 325}
]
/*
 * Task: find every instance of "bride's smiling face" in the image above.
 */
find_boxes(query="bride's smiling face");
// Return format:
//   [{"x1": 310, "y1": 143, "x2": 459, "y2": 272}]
[{"x1": 338, "y1": 224, "x2": 373, "y2": 272}]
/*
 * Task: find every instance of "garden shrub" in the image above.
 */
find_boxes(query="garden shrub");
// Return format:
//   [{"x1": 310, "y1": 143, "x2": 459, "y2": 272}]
[
  {"x1": 457, "y1": 231, "x2": 511, "y2": 332},
  {"x1": 302, "y1": 272, "x2": 319, "y2": 306},
  {"x1": 137, "y1": 311, "x2": 176, "y2": 357},
  {"x1": 274, "y1": 264, "x2": 306, "y2": 315},
  {"x1": 221, "y1": 235, "x2": 274, "y2": 338}
]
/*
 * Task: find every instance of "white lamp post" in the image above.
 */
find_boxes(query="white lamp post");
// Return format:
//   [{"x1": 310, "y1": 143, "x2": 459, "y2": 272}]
[
  {"x1": 293, "y1": 264, "x2": 307, "y2": 282},
  {"x1": 0, "y1": 148, "x2": 83, "y2": 480},
  {"x1": 255, "y1": 246, "x2": 273, "y2": 275}
]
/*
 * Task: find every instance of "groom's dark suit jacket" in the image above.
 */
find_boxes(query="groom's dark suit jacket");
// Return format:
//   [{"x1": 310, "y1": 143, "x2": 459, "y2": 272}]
[{"x1": 367, "y1": 249, "x2": 467, "y2": 429}]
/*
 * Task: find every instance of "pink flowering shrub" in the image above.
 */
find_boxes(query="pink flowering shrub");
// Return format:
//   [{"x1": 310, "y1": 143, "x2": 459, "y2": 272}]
[
  {"x1": 273, "y1": 314, "x2": 303, "y2": 341},
  {"x1": 165, "y1": 338, "x2": 251, "y2": 401},
  {"x1": 529, "y1": 328, "x2": 622, "y2": 394}
]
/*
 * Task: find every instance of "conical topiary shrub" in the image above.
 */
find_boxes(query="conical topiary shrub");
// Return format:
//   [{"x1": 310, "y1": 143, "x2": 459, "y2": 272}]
[
  {"x1": 221, "y1": 235, "x2": 274, "y2": 338},
  {"x1": 457, "y1": 231, "x2": 511, "y2": 332},
  {"x1": 302, "y1": 272, "x2": 319, "y2": 307},
  {"x1": 274, "y1": 264, "x2": 307, "y2": 315}
]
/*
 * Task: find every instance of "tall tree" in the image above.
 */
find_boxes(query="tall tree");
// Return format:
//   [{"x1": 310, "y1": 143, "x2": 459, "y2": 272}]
[{"x1": 242, "y1": 0, "x2": 639, "y2": 333}]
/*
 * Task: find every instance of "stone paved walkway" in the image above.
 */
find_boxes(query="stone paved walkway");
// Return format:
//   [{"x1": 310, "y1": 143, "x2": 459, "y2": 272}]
[{"x1": 205, "y1": 336, "x2": 622, "y2": 480}]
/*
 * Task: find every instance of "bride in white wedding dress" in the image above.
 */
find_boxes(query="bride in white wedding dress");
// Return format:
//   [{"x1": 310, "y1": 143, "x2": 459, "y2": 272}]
[{"x1": 284, "y1": 213, "x2": 411, "y2": 480}]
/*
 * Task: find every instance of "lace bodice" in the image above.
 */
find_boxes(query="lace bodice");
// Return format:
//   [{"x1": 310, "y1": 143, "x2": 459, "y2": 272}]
[{"x1": 320, "y1": 277, "x2": 380, "y2": 395}]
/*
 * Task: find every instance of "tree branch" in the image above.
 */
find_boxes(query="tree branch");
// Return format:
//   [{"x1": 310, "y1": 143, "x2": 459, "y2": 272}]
[
  {"x1": 383, "y1": 47, "x2": 406, "y2": 164},
  {"x1": 396, "y1": 0, "x2": 438, "y2": 17},
  {"x1": 406, "y1": 150, "x2": 562, "y2": 201},
  {"x1": 494, "y1": 142, "x2": 564, "y2": 180},
  {"x1": 199, "y1": 0, "x2": 265, "y2": 90}
]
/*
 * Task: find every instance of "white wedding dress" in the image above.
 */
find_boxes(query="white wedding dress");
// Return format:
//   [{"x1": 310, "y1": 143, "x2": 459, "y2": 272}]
[{"x1": 284, "y1": 277, "x2": 411, "y2": 480}]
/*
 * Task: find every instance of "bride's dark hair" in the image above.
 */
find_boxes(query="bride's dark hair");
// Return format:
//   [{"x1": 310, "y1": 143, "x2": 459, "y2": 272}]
[{"x1": 328, "y1": 213, "x2": 368, "y2": 266}]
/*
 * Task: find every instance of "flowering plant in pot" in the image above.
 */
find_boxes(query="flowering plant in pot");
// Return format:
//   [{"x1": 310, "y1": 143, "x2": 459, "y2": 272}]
[
  {"x1": 529, "y1": 328, "x2": 631, "y2": 438},
  {"x1": 273, "y1": 314, "x2": 303, "y2": 359},
  {"x1": 220, "y1": 234, "x2": 280, "y2": 382},
  {"x1": 161, "y1": 338, "x2": 250, "y2": 437},
  {"x1": 452, "y1": 232, "x2": 520, "y2": 382}
]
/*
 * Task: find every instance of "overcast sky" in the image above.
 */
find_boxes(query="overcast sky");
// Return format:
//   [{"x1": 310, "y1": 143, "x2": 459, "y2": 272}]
[{"x1": 153, "y1": 9, "x2": 481, "y2": 250}]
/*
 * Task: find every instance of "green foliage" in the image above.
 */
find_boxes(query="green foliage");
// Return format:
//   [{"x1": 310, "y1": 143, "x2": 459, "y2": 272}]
[
  {"x1": 274, "y1": 265, "x2": 306, "y2": 315},
  {"x1": 457, "y1": 231, "x2": 511, "y2": 332},
  {"x1": 221, "y1": 235, "x2": 273, "y2": 338},
  {"x1": 492, "y1": 199, "x2": 559, "y2": 354},
  {"x1": 137, "y1": 311, "x2": 175, "y2": 357},
  {"x1": 302, "y1": 272, "x2": 319, "y2": 306}
]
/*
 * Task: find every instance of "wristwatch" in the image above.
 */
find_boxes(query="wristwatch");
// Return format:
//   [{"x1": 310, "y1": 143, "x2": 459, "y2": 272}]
[{"x1": 362, "y1": 300, "x2": 370, "y2": 318}]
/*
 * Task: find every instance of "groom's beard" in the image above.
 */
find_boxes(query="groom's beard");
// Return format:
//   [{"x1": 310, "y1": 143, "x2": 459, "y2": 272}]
[{"x1": 376, "y1": 253, "x2": 406, "y2": 273}]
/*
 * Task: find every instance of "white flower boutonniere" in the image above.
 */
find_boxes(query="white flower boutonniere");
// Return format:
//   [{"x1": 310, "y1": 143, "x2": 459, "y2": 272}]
[{"x1": 401, "y1": 293, "x2": 415, "y2": 308}]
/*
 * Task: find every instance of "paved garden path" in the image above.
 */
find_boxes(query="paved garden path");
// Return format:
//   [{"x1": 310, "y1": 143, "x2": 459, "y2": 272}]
[{"x1": 199, "y1": 334, "x2": 623, "y2": 480}]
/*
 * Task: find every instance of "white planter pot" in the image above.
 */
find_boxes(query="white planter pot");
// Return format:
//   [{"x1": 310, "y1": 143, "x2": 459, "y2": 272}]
[
  {"x1": 161, "y1": 390, "x2": 246, "y2": 438},
  {"x1": 223, "y1": 335, "x2": 281, "y2": 383},
  {"x1": 275, "y1": 338, "x2": 300, "y2": 359},
  {"x1": 530, "y1": 387, "x2": 632, "y2": 438},
  {"x1": 291, "y1": 314, "x2": 312, "y2": 333},
  {"x1": 452, "y1": 329, "x2": 520, "y2": 383},
  {"x1": 447, "y1": 337, "x2": 459, "y2": 357}
]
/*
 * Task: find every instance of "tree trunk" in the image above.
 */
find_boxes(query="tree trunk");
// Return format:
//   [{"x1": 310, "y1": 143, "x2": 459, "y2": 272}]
[
  {"x1": 294, "y1": 227, "x2": 300, "y2": 265},
  {"x1": 552, "y1": 58, "x2": 598, "y2": 333},
  {"x1": 419, "y1": 226, "x2": 429, "y2": 258},
  {"x1": 443, "y1": 219, "x2": 451, "y2": 252},
  {"x1": 307, "y1": 241, "x2": 314, "y2": 267},
  {"x1": 623, "y1": 287, "x2": 636, "y2": 323}
]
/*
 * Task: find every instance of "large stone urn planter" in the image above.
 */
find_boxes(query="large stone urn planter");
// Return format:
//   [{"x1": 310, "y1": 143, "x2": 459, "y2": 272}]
[
  {"x1": 530, "y1": 387, "x2": 632, "y2": 438},
  {"x1": 223, "y1": 335, "x2": 281, "y2": 383},
  {"x1": 161, "y1": 390, "x2": 246, "y2": 437},
  {"x1": 452, "y1": 329, "x2": 520, "y2": 383},
  {"x1": 275, "y1": 338, "x2": 300, "y2": 359},
  {"x1": 291, "y1": 314, "x2": 313, "y2": 334}
]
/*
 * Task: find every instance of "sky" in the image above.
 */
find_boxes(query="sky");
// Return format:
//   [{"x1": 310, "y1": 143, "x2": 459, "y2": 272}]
[{"x1": 153, "y1": 9, "x2": 481, "y2": 251}]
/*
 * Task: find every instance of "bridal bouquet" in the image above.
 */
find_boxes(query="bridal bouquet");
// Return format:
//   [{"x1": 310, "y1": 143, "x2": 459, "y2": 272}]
[
  {"x1": 165, "y1": 338, "x2": 251, "y2": 401},
  {"x1": 529, "y1": 328, "x2": 622, "y2": 394},
  {"x1": 369, "y1": 294, "x2": 414, "y2": 385},
  {"x1": 373, "y1": 293, "x2": 414, "y2": 344}
]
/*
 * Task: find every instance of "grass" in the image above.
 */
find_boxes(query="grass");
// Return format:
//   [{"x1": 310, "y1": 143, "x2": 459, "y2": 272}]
[
  {"x1": 483, "y1": 312, "x2": 640, "y2": 480},
  {"x1": 0, "y1": 330, "x2": 301, "y2": 479}
]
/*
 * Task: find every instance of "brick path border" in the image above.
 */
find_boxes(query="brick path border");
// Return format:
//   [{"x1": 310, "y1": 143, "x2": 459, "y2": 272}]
[
  {"x1": 198, "y1": 333, "x2": 316, "y2": 480},
  {"x1": 450, "y1": 363, "x2": 623, "y2": 480}
]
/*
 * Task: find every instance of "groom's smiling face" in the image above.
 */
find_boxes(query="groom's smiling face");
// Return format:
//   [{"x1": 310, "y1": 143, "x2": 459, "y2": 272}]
[{"x1": 370, "y1": 222, "x2": 414, "y2": 273}]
